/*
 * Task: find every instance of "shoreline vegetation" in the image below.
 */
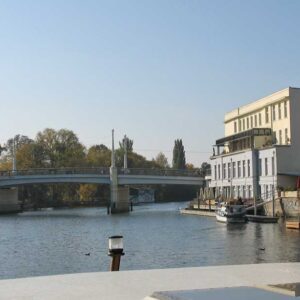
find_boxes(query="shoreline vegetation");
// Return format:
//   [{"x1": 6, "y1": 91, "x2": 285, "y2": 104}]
[{"x1": 0, "y1": 128, "x2": 210, "y2": 210}]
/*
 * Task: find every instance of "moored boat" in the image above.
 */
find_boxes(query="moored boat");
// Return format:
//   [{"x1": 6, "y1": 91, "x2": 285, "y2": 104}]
[{"x1": 216, "y1": 203, "x2": 247, "y2": 223}]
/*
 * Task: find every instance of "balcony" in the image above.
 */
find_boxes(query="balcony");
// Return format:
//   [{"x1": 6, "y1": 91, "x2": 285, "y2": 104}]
[{"x1": 212, "y1": 128, "x2": 273, "y2": 156}]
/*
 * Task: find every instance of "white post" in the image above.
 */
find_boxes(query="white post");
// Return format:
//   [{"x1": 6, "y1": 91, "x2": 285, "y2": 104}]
[
  {"x1": 123, "y1": 135, "x2": 128, "y2": 169},
  {"x1": 111, "y1": 129, "x2": 115, "y2": 168},
  {"x1": 12, "y1": 138, "x2": 17, "y2": 174}
]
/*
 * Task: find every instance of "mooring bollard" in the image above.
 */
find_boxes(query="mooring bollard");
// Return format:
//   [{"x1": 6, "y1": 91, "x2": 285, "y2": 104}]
[{"x1": 108, "y1": 235, "x2": 124, "y2": 271}]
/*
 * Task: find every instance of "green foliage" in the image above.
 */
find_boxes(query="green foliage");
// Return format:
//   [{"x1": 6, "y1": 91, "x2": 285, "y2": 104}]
[
  {"x1": 119, "y1": 136, "x2": 133, "y2": 152},
  {"x1": 87, "y1": 144, "x2": 111, "y2": 167},
  {"x1": 200, "y1": 162, "x2": 211, "y2": 177},
  {"x1": 35, "y1": 128, "x2": 85, "y2": 167},
  {"x1": 172, "y1": 139, "x2": 186, "y2": 169},
  {"x1": 0, "y1": 129, "x2": 197, "y2": 208}
]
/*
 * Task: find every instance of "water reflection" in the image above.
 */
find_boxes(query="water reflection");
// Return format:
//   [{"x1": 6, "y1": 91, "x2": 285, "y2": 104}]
[{"x1": 0, "y1": 202, "x2": 299, "y2": 279}]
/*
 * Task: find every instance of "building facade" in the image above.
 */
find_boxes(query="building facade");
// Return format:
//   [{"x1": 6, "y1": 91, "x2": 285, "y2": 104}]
[{"x1": 209, "y1": 87, "x2": 300, "y2": 201}]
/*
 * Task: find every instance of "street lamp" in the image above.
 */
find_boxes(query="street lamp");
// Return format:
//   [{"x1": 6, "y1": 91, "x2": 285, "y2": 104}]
[{"x1": 108, "y1": 236, "x2": 124, "y2": 271}]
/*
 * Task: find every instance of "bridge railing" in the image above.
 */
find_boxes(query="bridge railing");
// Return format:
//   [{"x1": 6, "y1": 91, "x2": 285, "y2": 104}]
[
  {"x1": 0, "y1": 167, "x2": 110, "y2": 177},
  {"x1": 0, "y1": 167, "x2": 202, "y2": 178},
  {"x1": 117, "y1": 168, "x2": 201, "y2": 177}
]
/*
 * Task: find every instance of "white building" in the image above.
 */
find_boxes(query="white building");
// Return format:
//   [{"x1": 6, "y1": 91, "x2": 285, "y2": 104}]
[{"x1": 209, "y1": 87, "x2": 300, "y2": 201}]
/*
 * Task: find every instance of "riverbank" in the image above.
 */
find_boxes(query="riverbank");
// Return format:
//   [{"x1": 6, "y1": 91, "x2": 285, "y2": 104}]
[{"x1": 0, "y1": 263, "x2": 300, "y2": 299}]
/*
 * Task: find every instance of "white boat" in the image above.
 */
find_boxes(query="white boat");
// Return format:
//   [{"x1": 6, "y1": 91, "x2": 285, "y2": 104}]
[{"x1": 216, "y1": 203, "x2": 247, "y2": 223}]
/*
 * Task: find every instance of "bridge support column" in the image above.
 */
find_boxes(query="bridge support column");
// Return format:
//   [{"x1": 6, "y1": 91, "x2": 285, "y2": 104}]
[
  {"x1": 0, "y1": 188, "x2": 20, "y2": 214},
  {"x1": 110, "y1": 167, "x2": 130, "y2": 214}
]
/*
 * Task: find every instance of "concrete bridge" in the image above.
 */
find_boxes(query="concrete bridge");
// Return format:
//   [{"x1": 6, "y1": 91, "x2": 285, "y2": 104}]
[
  {"x1": 0, "y1": 167, "x2": 203, "y2": 214},
  {"x1": 0, "y1": 167, "x2": 203, "y2": 187}
]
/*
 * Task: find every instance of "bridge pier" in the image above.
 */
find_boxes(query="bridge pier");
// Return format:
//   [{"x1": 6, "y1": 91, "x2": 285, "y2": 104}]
[
  {"x1": 110, "y1": 166, "x2": 130, "y2": 214},
  {"x1": 0, "y1": 188, "x2": 20, "y2": 214}
]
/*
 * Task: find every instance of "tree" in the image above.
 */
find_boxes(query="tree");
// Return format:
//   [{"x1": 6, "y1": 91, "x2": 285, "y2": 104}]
[
  {"x1": 154, "y1": 152, "x2": 169, "y2": 168},
  {"x1": 0, "y1": 144, "x2": 6, "y2": 156},
  {"x1": 86, "y1": 144, "x2": 111, "y2": 167},
  {"x1": 200, "y1": 162, "x2": 211, "y2": 177},
  {"x1": 172, "y1": 139, "x2": 186, "y2": 169},
  {"x1": 79, "y1": 184, "x2": 98, "y2": 202},
  {"x1": 35, "y1": 128, "x2": 85, "y2": 167},
  {"x1": 119, "y1": 136, "x2": 133, "y2": 152},
  {"x1": 6, "y1": 135, "x2": 33, "y2": 155}
]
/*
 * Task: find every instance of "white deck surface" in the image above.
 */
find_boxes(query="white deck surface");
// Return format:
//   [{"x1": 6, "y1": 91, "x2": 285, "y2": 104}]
[{"x1": 0, "y1": 263, "x2": 300, "y2": 300}]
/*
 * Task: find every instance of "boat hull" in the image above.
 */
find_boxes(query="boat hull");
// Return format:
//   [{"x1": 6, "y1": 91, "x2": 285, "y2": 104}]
[
  {"x1": 216, "y1": 213, "x2": 247, "y2": 223},
  {"x1": 216, "y1": 204, "x2": 247, "y2": 223}
]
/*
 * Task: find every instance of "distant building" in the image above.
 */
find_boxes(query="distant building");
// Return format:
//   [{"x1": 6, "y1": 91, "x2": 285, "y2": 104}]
[{"x1": 209, "y1": 87, "x2": 300, "y2": 201}]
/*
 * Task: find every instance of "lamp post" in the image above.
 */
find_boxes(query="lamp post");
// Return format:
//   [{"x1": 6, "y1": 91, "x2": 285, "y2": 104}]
[
  {"x1": 108, "y1": 236, "x2": 124, "y2": 271},
  {"x1": 123, "y1": 135, "x2": 128, "y2": 170},
  {"x1": 12, "y1": 137, "x2": 17, "y2": 174}
]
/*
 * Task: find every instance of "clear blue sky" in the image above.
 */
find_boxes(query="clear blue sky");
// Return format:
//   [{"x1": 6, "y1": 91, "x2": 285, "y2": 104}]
[{"x1": 1, "y1": 0, "x2": 300, "y2": 167}]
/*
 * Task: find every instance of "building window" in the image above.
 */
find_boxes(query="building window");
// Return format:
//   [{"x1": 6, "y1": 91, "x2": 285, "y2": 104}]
[
  {"x1": 214, "y1": 165, "x2": 217, "y2": 180},
  {"x1": 285, "y1": 128, "x2": 289, "y2": 144},
  {"x1": 250, "y1": 116, "x2": 253, "y2": 128},
  {"x1": 259, "y1": 159, "x2": 262, "y2": 176},
  {"x1": 247, "y1": 159, "x2": 250, "y2": 176},
  {"x1": 242, "y1": 119, "x2": 245, "y2": 131},
  {"x1": 228, "y1": 162, "x2": 231, "y2": 179},
  {"x1": 265, "y1": 185, "x2": 269, "y2": 200},
  {"x1": 234, "y1": 121, "x2": 237, "y2": 133},
  {"x1": 233, "y1": 162, "x2": 236, "y2": 178},
  {"x1": 254, "y1": 115, "x2": 257, "y2": 127},
  {"x1": 278, "y1": 103, "x2": 282, "y2": 119},
  {"x1": 259, "y1": 113, "x2": 262, "y2": 126},
  {"x1": 238, "y1": 119, "x2": 241, "y2": 132},
  {"x1": 272, "y1": 156, "x2": 275, "y2": 176},
  {"x1": 284, "y1": 101, "x2": 288, "y2": 118},
  {"x1": 265, "y1": 107, "x2": 269, "y2": 123},
  {"x1": 265, "y1": 158, "x2": 268, "y2": 176},
  {"x1": 279, "y1": 129, "x2": 282, "y2": 144},
  {"x1": 242, "y1": 160, "x2": 246, "y2": 177},
  {"x1": 223, "y1": 163, "x2": 226, "y2": 179},
  {"x1": 246, "y1": 117, "x2": 249, "y2": 129},
  {"x1": 218, "y1": 164, "x2": 220, "y2": 179},
  {"x1": 272, "y1": 105, "x2": 276, "y2": 120},
  {"x1": 238, "y1": 161, "x2": 241, "y2": 178}
]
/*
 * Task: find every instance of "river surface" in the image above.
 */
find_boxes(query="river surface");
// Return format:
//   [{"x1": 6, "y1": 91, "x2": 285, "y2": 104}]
[{"x1": 0, "y1": 202, "x2": 300, "y2": 279}]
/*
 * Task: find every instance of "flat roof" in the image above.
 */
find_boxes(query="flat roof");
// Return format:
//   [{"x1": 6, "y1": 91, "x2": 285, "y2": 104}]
[{"x1": 224, "y1": 87, "x2": 300, "y2": 123}]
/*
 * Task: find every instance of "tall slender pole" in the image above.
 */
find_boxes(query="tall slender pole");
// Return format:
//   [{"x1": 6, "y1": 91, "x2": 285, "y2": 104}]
[
  {"x1": 111, "y1": 129, "x2": 115, "y2": 168},
  {"x1": 12, "y1": 138, "x2": 17, "y2": 174},
  {"x1": 123, "y1": 135, "x2": 128, "y2": 169}
]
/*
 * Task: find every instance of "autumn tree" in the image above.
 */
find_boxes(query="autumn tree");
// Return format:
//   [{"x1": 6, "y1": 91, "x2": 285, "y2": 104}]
[
  {"x1": 86, "y1": 144, "x2": 111, "y2": 167},
  {"x1": 154, "y1": 152, "x2": 169, "y2": 168}
]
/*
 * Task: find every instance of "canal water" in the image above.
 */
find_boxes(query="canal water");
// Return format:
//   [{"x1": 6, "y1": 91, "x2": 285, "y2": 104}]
[{"x1": 0, "y1": 202, "x2": 299, "y2": 279}]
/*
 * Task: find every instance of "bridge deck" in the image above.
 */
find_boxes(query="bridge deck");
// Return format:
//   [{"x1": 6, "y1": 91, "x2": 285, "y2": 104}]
[{"x1": 0, "y1": 168, "x2": 203, "y2": 187}]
